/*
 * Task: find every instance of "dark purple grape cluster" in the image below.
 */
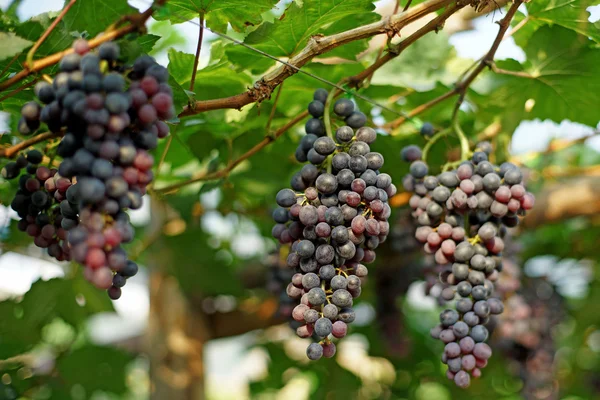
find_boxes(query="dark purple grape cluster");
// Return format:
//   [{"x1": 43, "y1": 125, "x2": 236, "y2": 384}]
[
  {"x1": 6, "y1": 40, "x2": 173, "y2": 299},
  {"x1": 273, "y1": 89, "x2": 396, "y2": 360},
  {"x1": 2, "y1": 150, "x2": 75, "y2": 261},
  {"x1": 400, "y1": 141, "x2": 535, "y2": 388}
]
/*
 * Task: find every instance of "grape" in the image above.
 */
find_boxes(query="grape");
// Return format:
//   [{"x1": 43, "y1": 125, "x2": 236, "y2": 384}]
[
  {"x1": 332, "y1": 321, "x2": 347, "y2": 338},
  {"x1": 346, "y1": 111, "x2": 367, "y2": 128},
  {"x1": 98, "y1": 42, "x2": 120, "y2": 61},
  {"x1": 472, "y1": 343, "x2": 492, "y2": 359},
  {"x1": 306, "y1": 343, "x2": 323, "y2": 360},
  {"x1": 410, "y1": 161, "x2": 428, "y2": 179},
  {"x1": 332, "y1": 289, "x2": 353, "y2": 307},
  {"x1": 103, "y1": 73, "x2": 126, "y2": 93},
  {"x1": 454, "y1": 371, "x2": 470, "y2": 388},
  {"x1": 333, "y1": 99, "x2": 354, "y2": 117},
  {"x1": 307, "y1": 287, "x2": 327, "y2": 305},
  {"x1": 319, "y1": 264, "x2": 336, "y2": 281},
  {"x1": 306, "y1": 118, "x2": 325, "y2": 135},
  {"x1": 276, "y1": 189, "x2": 297, "y2": 207},
  {"x1": 308, "y1": 100, "x2": 325, "y2": 117},
  {"x1": 314, "y1": 137, "x2": 336, "y2": 155},
  {"x1": 470, "y1": 325, "x2": 489, "y2": 342},
  {"x1": 401, "y1": 145, "x2": 422, "y2": 162},
  {"x1": 314, "y1": 318, "x2": 333, "y2": 336},
  {"x1": 420, "y1": 122, "x2": 434, "y2": 137}
]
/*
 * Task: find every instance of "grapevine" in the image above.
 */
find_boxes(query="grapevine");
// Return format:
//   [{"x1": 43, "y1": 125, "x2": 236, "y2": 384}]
[{"x1": 274, "y1": 89, "x2": 395, "y2": 360}]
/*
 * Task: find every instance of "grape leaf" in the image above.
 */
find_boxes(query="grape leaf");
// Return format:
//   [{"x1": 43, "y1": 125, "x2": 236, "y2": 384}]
[
  {"x1": 0, "y1": 32, "x2": 32, "y2": 61},
  {"x1": 62, "y1": 0, "x2": 138, "y2": 37},
  {"x1": 168, "y1": 48, "x2": 252, "y2": 103},
  {"x1": 117, "y1": 33, "x2": 160, "y2": 63},
  {"x1": 57, "y1": 345, "x2": 133, "y2": 395},
  {"x1": 513, "y1": 0, "x2": 600, "y2": 48},
  {"x1": 153, "y1": 227, "x2": 244, "y2": 296},
  {"x1": 0, "y1": 278, "x2": 113, "y2": 358},
  {"x1": 371, "y1": 30, "x2": 459, "y2": 89},
  {"x1": 480, "y1": 26, "x2": 600, "y2": 131},
  {"x1": 225, "y1": 0, "x2": 377, "y2": 74},
  {"x1": 154, "y1": 0, "x2": 279, "y2": 32}
]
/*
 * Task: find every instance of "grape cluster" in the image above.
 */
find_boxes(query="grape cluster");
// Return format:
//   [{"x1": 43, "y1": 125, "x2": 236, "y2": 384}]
[
  {"x1": 400, "y1": 141, "x2": 535, "y2": 387},
  {"x1": 2, "y1": 150, "x2": 75, "y2": 261},
  {"x1": 273, "y1": 89, "x2": 395, "y2": 360},
  {"x1": 7, "y1": 40, "x2": 173, "y2": 299}
]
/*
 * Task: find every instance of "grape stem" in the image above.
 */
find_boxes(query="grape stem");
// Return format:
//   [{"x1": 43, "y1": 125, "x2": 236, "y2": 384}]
[
  {"x1": 452, "y1": 117, "x2": 470, "y2": 162},
  {"x1": 323, "y1": 86, "x2": 336, "y2": 141},
  {"x1": 421, "y1": 127, "x2": 452, "y2": 162}
]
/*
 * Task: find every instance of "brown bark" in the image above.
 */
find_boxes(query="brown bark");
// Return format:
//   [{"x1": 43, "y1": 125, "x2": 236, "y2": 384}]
[
  {"x1": 523, "y1": 177, "x2": 600, "y2": 228},
  {"x1": 148, "y1": 273, "x2": 208, "y2": 400}
]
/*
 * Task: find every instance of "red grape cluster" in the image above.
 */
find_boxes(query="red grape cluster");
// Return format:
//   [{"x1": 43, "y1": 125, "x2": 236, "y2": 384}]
[
  {"x1": 400, "y1": 141, "x2": 535, "y2": 387},
  {"x1": 273, "y1": 89, "x2": 395, "y2": 360},
  {"x1": 6, "y1": 39, "x2": 173, "y2": 299},
  {"x1": 2, "y1": 150, "x2": 75, "y2": 261}
]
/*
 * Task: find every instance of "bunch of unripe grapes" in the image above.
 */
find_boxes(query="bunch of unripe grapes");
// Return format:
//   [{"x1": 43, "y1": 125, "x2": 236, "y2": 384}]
[
  {"x1": 400, "y1": 140, "x2": 535, "y2": 388},
  {"x1": 2, "y1": 150, "x2": 75, "y2": 261},
  {"x1": 3, "y1": 39, "x2": 173, "y2": 299},
  {"x1": 273, "y1": 89, "x2": 395, "y2": 360}
]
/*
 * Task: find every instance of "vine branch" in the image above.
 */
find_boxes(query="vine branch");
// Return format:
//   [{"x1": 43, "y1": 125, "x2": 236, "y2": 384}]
[
  {"x1": 178, "y1": 0, "x2": 455, "y2": 116},
  {"x1": 153, "y1": 111, "x2": 309, "y2": 194},
  {"x1": 0, "y1": 131, "x2": 62, "y2": 158},
  {"x1": 25, "y1": 0, "x2": 77, "y2": 68},
  {"x1": 385, "y1": 0, "x2": 525, "y2": 130},
  {"x1": 347, "y1": 1, "x2": 465, "y2": 90}
]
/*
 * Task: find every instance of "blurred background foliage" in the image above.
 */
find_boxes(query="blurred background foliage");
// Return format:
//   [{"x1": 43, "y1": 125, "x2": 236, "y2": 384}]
[{"x1": 0, "y1": 0, "x2": 599, "y2": 399}]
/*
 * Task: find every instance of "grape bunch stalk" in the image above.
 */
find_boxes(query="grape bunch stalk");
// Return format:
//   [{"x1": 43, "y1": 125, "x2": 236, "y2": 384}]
[
  {"x1": 400, "y1": 139, "x2": 535, "y2": 388},
  {"x1": 273, "y1": 89, "x2": 396, "y2": 360},
  {"x1": 2, "y1": 39, "x2": 173, "y2": 299}
]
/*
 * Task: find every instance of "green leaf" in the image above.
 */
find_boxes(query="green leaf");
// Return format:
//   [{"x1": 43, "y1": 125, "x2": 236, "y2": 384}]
[
  {"x1": 154, "y1": 0, "x2": 278, "y2": 32},
  {"x1": 117, "y1": 33, "x2": 160, "y2": 63},
  {"x1": 167, "y1": 48, "x2": 196, "y2": 85},
  {"x1": 0, "y1": 32, "x2": 32, "y2": 61},
  {"x1": 56, "y1": 345, "x2": 133, "y2": 394},
  {"x1": 168, "y1": 48, "x2": 252, "y2": 102},
  {"x1": 514, "y1": 0, "x2": 600, "y2": 47},
  {"x1": 62, "y1": 0, "x2": 138, "y2": 37},
  {"x1": 371, "y1": 30, "x2": 460, "y2": 89},
  {"x1": 0, "y1": 277, "x2": 113, "y2": 359},
  {"x1": 226, "y1": 0, "x2": 377, "y2": 74},
  {"x1": 480, "y1": 26, "x2": 600, "y2": 131},
  {"x1": 152, "y1": 227, "x2": 244, "y2": 296}
]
